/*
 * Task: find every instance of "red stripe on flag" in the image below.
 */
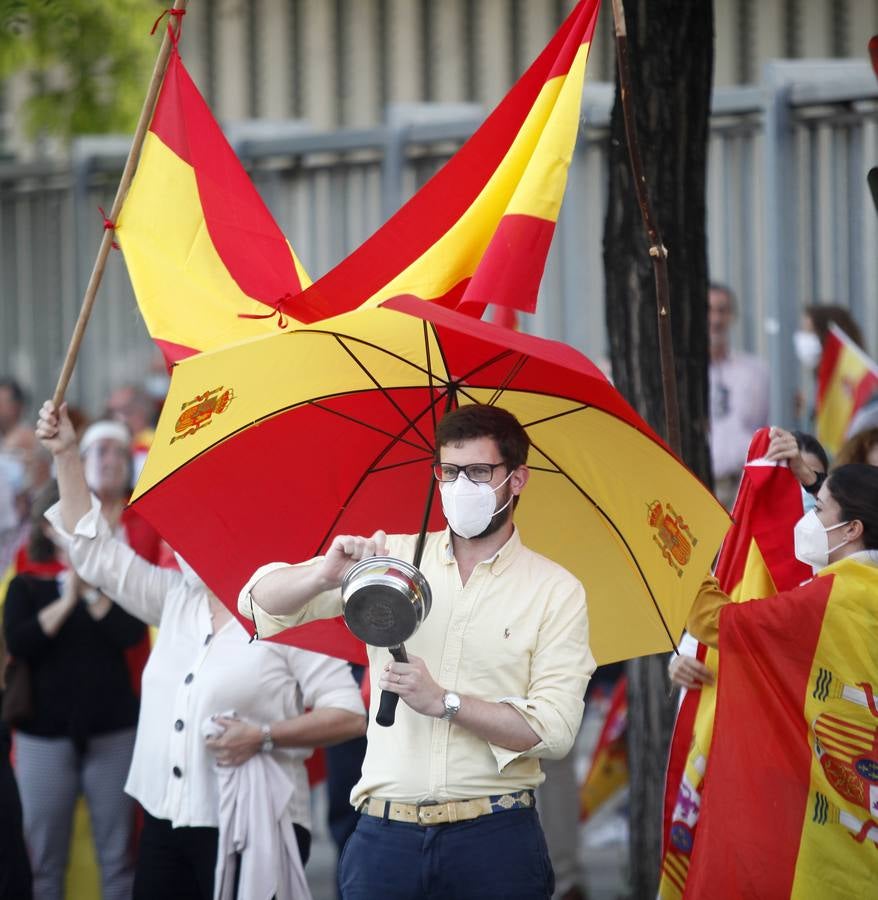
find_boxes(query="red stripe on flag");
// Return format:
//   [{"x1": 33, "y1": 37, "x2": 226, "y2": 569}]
[
  {"x1": 154, "y1": 337, "x2": 199, "y2": 366},
  {"x1": 150, "y1": 50, "x2": 303, "y2": 307},
  {"x1": 685, "y1": 575, "x2": 834, "y2": 898},
  {"x1": 815, "y1": 329, "x2": 844, "y2": 408},
  {"x1": 459, "y1": 214, "x2": 556, "y2": 316}
]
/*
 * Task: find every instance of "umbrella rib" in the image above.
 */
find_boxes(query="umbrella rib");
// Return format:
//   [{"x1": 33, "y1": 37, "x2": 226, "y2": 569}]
[
  {"x1": 371, "y1": 456, "x2": 435, "y2": 474},
  {"x1": 333, "y1": 335, "x2": 435, "y2": 450},
  {"x1": 308, "y1": 401, "x2": 431, "y2": 453},
  {"x1": 528, "y1": 435, "x2": 679, "y2": 655},
  {"x1": 486, "y1": 354, "x2": 529, "y2": 407},
  {"x1": 311, "y1": 387, "x2": 454, "y2": 557}
]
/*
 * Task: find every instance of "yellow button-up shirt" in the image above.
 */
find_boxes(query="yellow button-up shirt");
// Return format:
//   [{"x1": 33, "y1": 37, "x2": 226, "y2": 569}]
[{"x1": 239, "y1": 528, "x2": 595, "y2": 806}]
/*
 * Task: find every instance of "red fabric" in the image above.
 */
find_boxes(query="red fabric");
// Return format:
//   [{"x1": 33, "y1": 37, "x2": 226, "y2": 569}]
[
  {"x1": 150, "y1": 50, "x2": 304, "y2": 311},
  {"x1": 684, "y1": 575, "x2": 833, "y2": 899},
  {"x1": 815, "y1": 330, "x2": 843, "y2": 409},
  {"x1": 458, "y1": 214, "x2": 556, "y2": 317},
  {"x1": 274, "y1": 0, "x2": 600, "y2": 324},
  {"x1": 154, "y1": 337, "x2": 198, "y2": 366}
]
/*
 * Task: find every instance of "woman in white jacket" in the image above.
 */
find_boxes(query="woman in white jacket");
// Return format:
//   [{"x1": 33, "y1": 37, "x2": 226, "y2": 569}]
[{"x1": 37, "y1": 400, "x2": 367, "y2": 900}]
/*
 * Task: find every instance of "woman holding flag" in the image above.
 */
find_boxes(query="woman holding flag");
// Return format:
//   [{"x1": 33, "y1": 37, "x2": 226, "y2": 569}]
[
  {"x1": 35, "y1": 400, "x2": 367, "y2": 900},
  {"x1": 683, "y1": 462, "x2": 878, "y2": 896}
]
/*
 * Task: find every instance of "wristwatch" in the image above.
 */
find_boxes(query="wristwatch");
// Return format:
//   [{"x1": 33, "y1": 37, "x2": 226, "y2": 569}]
[
  {"x1": 260, "y1": 724, "x2": 274, "y2": 752},
  {"x1": 441, "y1": 691, "x2": 462, "y2": 721}
]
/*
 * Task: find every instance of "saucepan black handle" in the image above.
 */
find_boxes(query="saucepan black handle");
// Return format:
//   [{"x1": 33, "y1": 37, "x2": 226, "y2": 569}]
[{"x1": 376, "y1": 644, "x2": 408, "y2": 727}]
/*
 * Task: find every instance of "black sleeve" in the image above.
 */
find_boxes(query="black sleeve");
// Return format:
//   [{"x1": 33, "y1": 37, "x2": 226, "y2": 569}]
[
  {"x1": 802, "y1": 470, "x2": 827, "y2": 496},
  {"x1": 92, "y1": 602, "x2": 147, "y2": 650},
  {"x1": 2, "y1": 577, "x2": 52, "y2": 659}
]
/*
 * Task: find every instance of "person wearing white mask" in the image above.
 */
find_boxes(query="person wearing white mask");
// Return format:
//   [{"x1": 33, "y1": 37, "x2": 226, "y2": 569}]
[
  {"x1": 35, "y1": 400, "x2": 368, "y2": 900},
  {"x1": 238, "y1": 404, "x2": 595, "y2": 900}
]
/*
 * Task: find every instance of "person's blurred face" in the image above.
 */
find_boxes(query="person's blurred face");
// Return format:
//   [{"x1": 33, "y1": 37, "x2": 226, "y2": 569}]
[
  {"x1": 83, "y1": 438, "x2": 131, "y2": 497},
  {"x1": 106, "y1": 387, "x2": 150, "y2": 436},
  {"x1": 867, "y1": 443, "x2": 878, "y2": 467},
  {"x1": 708, "y1": 288, "x2": 735, "y2": 352},
  {"x1": 801, "y1": 450, "x2": 826, "y2": 477},
  {"x1": 0, "y1": 386, "x2": 21, "y2": 433}
]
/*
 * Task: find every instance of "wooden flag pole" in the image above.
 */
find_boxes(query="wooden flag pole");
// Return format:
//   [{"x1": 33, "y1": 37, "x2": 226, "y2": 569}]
[
  {"x1": 610, "y1": 0, "x2": 682, "y2": 456},
  {"x1": 52, "y1": 0, "x2": 189, "y2": 407}
]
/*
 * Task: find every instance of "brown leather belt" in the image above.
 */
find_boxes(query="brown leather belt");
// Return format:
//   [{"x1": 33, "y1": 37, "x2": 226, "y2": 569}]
[{"x1": 358, "y1": 789, "x2": 535, "y2": 826}]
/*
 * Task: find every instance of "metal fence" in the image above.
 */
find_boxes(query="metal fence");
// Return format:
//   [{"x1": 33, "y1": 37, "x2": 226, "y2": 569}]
[{"x1": 0, "y1": 60, "x2": 876, "y2": 428}]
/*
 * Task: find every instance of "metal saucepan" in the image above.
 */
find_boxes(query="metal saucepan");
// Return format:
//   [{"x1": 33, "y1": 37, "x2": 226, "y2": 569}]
[{"x1": 341, "y1": 556, "x2": 432, "y2": 727}]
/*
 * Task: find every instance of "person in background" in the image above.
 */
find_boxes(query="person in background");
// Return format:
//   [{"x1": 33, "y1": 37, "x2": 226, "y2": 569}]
[
  {"x1": 834, "y1": 427, "x2": 878, "y2": 469},
  {"x1": 707, "y1": 284, "x2": 770, "y2": 509},
  {"x1": 669, "y1": 427, "x2": 828, "y2": 691},
  {"x1": 37, "y1": 399, "x2": 367, "y2": 900},
  {"x1": 0, "y1": 378, "x2": 51, "y2": 504},
  {"x1": 3, "y1": 482, "x2": 145, "y2": 900},
  {"x1": 105, "y1": 384, "x2": 158, "y2": 483},
  {"x1": 793, "y1": 304, "x2": 867, "y2": 425}
]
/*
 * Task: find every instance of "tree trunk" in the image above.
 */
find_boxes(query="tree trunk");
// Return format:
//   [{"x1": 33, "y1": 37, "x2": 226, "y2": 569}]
[{"x1": 602, "y1": 2, "x2": 714, "y2": 897}]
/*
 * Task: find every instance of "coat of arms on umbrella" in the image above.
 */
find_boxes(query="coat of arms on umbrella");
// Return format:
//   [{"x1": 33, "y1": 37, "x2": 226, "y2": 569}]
[
  {"x1": 648, "y1": 500, "x2": 697, "y2": 577},
  {"x1": 171, "y1": 387, "x2": 235, "y2": 443}
]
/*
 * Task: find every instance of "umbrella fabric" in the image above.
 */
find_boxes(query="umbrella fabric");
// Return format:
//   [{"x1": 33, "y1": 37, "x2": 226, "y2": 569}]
[{"x1": 131, "y1": 298, "x2": 730, "y2": 665}]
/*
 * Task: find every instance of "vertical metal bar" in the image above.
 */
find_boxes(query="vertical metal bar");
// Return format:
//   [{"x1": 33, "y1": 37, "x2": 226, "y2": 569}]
[
  {"x1": 291, "y1": 0, "x2": 303, "y2": 118},
  {"x1": 762, "y1": 63, "x2": 799, "y2": 428},
  {"x1": 421, "y1": 0, "x2": 433, "y2": 101},
  {"x1": 463, "y1": 0, "x2": 477, "y2": 101},
  {"x1": 247, "y1": 0, "x2": 260, "y2": 117},
  {"x1": 739, "y1": 129, "x2": 758, "y2": 352},
  {"x1": 335, "y1": 0, "x2": 346, "y2": 126}
]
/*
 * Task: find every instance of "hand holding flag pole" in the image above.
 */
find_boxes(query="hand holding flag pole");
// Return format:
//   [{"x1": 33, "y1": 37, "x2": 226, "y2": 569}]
[
  {"x1": 610, "y1": 0, "x2": 681, "y2": 456},
  {"x1": 51, "y1": 0, "x2": 189, "y2": 407}
]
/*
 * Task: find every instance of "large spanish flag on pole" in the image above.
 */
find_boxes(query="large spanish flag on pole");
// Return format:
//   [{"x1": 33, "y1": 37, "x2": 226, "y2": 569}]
[
  {"x1": 279, "y1": 0, "x2": 602, "y2": 324},
  {"x1": 815, "y1": 324, "x2": 878, "y2": 456},
  {"x1": 685, "y1": 556, "x2": 878, "y2": 897},
  {"x1": 658, "y1": 429, "x2": 811, "y2": 899},
  {"x1": 115, "y1": 46, "x2": 311, "y2": 365}
]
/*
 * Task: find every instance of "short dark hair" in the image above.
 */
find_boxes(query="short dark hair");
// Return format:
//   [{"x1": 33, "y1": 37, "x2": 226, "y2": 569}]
[
  {"x1": 709, "y1": 283, "x2": 738, "y2": 314},
  {"x1": 27, "y1": 481, "x2": 60, "y2": 563},
  {"x1": 435, "y1": 405, "x2": 530, "y2": 469},
  {"x1": 0, "y1": 377, "x2": 26, "y2": 409},
  {"x1": 804, "y1": 304, "x2": 865, "y2": 350},
  {"x1": 793, "y1": 431, "x2": 829, "y2": 474},
  {"x1": 826, "y1": 464, "x2": 878, "y2": 550}
]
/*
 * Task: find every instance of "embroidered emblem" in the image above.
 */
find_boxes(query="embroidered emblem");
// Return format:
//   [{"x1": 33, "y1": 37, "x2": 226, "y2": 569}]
[
  {"x1": 171, "y1": 387, "x2": 235, "y2": 444},
  {"x1": 504, "y1": 628, "x2": 511, "y2": 639},
  {"x1": 647, "y1": 501, "x2": 697, "y2": 577}
]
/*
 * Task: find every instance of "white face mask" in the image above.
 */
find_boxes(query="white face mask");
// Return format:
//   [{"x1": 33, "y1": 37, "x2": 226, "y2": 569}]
[
  {"x1": 174, "y1": 552, "x2": 206, "y2": 590},
  {"x1": 793, "y1": 330, "x2": 822, "y2": 368},
  {"x1": 439, "y1": 470, "x2": 514, "y2": 539},
  {"x1": 793, "y1": 509, "x2": 849, "y2": 572}
]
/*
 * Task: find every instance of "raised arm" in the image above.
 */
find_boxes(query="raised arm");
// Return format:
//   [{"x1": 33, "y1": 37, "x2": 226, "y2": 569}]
[
  {"x1": 35, "y1": 401, "x2": 178, "y2": 627},
  {"x1": 241, "y1": 531, "x2": 389, "y2": 628}
]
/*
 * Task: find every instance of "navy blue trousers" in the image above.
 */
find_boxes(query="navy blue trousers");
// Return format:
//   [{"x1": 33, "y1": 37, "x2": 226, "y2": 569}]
[{"x1": 339, "y1": 807, "x2": 554, "y2": 899}]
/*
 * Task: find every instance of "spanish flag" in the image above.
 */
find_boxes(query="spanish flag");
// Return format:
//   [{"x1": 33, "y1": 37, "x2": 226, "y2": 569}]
[
  {"x1": 658, "y1": 429, "x2": 811, "y2": 899},
  {"x1": 115, "y1": 47, "x2": 311, "y2": 365},
  {"x1": 579, "y1": 676, "x2": 628, "y2": 821},
  {"x1": 685, "y1": 557, "x2": 878, "y2": 897},
  {"x1": 279, "y1": 0, "x2": 602, "y2": 324},
  {"x1": 815, "y1": 324, "x2": 878, "y2": 456}
]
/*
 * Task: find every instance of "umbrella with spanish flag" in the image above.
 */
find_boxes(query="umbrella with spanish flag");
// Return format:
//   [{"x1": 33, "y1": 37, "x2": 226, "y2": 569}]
[{"x1": 129, "y1": 297, "x2": 728, "y2": 665}]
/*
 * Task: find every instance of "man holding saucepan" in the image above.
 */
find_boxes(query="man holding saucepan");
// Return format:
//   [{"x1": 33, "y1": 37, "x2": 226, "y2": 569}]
[{"x1": 239, "y1": 404, "x2": 595, "y2": 899}]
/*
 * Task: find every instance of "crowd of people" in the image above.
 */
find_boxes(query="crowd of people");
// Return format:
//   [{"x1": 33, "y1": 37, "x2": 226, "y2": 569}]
[{"x1": 1, "y1": 290, "x2": 877, "y2": 899}]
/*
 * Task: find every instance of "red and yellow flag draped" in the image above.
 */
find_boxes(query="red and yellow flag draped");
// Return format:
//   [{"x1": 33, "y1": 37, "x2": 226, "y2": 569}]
[
  {"x1": 276, "y1": 0, "x2": 602, "y2": 324},
  {"x1": 658, "y1": 429, "x2": 812, "y2": 899},
  {"x1": 115, "y1": 47, "x2": 311, "y2": 365},
  {"x1": 815, "y1": 324, "x2": 878, "y2": 456},
  {"x1": 686, "y1": 557, "x2": 878, "y2": 897},
  {"x1": 579, "y1": 676, "x2": 628, "y2": 821}
]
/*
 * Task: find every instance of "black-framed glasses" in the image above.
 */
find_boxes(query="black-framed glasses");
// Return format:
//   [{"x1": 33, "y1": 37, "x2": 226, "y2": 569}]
[{"x1": 432, "y1": 462, "x2": 508, "y2": 483}]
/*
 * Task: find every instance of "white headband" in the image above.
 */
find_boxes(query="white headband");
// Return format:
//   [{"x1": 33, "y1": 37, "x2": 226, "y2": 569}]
[{"x1": 79, "y1": 421, "x2": 131, "y2": 456}]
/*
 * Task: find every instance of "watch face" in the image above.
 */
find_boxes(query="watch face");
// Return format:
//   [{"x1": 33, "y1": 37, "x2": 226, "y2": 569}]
[{"x1": 444, "y1": 692, "x2": 461, "y2": 714}]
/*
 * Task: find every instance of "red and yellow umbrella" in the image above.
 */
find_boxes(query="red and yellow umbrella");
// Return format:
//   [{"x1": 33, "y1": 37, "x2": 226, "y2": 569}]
[{"x1": 131, "y1": 298, "x2": 729, "y2": 664}]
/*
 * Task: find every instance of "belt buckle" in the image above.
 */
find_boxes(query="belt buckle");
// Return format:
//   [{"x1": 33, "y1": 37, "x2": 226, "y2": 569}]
[{"x1": 416, "y1": 799, "x2": 441, "y2": 825}]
